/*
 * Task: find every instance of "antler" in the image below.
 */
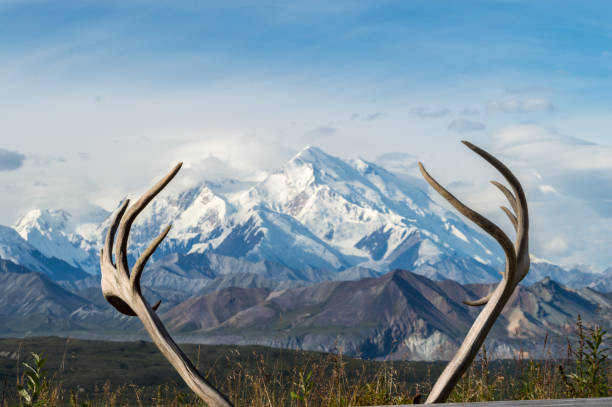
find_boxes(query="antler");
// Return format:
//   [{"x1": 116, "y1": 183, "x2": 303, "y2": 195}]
[
  {"x1": 418, "y1": 141, "x2": 529, "y2": 404},
  {"x1": 100, "y1": 163, "x2": 233, "y2": 407}
]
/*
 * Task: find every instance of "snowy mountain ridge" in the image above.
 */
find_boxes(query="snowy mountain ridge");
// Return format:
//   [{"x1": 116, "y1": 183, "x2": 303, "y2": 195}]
[
  {"x1": 8, "y1": 146, "x2": 514, "y2": 284},
  {"x1": 0, "y1": 225, "x2": 88, "y2": 281}
]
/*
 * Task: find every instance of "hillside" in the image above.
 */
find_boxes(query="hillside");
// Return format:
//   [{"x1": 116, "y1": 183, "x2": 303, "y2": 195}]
[{"x1": 2, "y1": 264, "x2": 609, "y2": 360}]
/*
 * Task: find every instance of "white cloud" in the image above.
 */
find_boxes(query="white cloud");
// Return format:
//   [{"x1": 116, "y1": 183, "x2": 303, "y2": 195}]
[
  {"x1": 170, "y1": 136, "x2": 294, "y2": 187},
  {"x1": 304, "y1": 126, "x2": 336, "y2": 140},
  {"x1": 492, "y1": 124, "x2": 604, "y2": 172},
  {"x1": 417, "y1": 124, "x2": 612, "y2": 269},
  {"x1": 30, "y1": 154, "x2": 67, "y2": 166},
  {"x1": 504, "y1": 85, "x2": 553, "y2": 95},
  {"x1": 486, "y1": 98, "x2": 554, "y2": 113},
  {"x1": 0, "y1": 148, "x2": 25, "y2": 171},
  {"x1": 544, "y1": 236, "x2": 569, "y2": 255},
  {"x1": 538, "y1": 184, "x2": 556, "y2": 194},
  {"x1": 411, "y1": 107, "x2": 451, "y2": 118},
  {"x1": 352, "y1": 112, "x2": 384, "y2": 121},
  {"x1": 375, "y1": 152, "x2": 419, "y2": 174},
  {"x1": 447, "y1": 118, "x2": 486, "y2": 133},
  {"x1": 488, "y1": 124, "x2": 612, "y2": 268},
  {"x1": 523, "y1": 98, "x2": 555, "y2": 111},
  {"x1": 459, "y1": 108, "x2": 480, "y2": 115},
  {"x1": 363, "y1": 112, "x2": 383, "y2": 121}
]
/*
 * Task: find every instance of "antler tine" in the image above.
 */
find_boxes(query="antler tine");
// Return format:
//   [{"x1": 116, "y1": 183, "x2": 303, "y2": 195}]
[
  {"x1": 500, "y1": 206, "x2": 518, "y2": 231},
  {"x1": 131, "y1": 224, "x2": 172, "y2": 294},
  {"x1": 463, "y1": 292, "x2": 493, "y2": 307},
  {"x1": 490, "y1": 181, "x2": 519, "y2": 231},
  {"x1": 461, "y1": 141, "x2": 530, "y2": 283},
  {"x1": 115, "y1": 162, "x2": 183, "y2": 274},
  {"x1": 418, "y1": 161, "x2": 514, "y2": 308},
  {"x1": 491, "y1": 181, "x2": 518, "y2": 214},
  {"x1": 461, "y1": 141, "x2": 528, "y2": 240},
  {"x1": 417, "y1": 163, "x2": 516, "y2": 270},
  {"x1": 101, "y1": 199, "x2": 130, "y2": 267}
]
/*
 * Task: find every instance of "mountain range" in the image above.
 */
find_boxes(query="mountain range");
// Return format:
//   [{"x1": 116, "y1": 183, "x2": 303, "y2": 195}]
[
  {"x1": 5, "y1": 146, "x2": 610, "y2": 289},
  {"x1": 1, "y1": 146, "x2": 611, "y2": 359},
  {"x1": 1, "y1": 258, "x2": 610, "y2": 360}
]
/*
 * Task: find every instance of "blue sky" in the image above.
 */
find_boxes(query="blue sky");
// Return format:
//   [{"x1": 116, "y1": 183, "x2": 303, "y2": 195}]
[
  {"x1": 3, "y1": 1, "x2": 612, "y2": 97},
  {"x1": 1, "y1": 1, "x2": 612, "y2": 268}
]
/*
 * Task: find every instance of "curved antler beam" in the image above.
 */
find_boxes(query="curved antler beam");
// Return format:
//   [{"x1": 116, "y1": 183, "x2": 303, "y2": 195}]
[
  {"x1": 100, "y1": 163, "x2": 234, "y2": 407},
  {"x1": 419, "y1": 141, "x2": 530, "y2": 404}
]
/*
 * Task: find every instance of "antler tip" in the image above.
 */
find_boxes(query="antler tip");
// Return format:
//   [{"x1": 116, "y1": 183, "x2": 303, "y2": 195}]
[
  {"x1": 164, "y1": 162, "x2": 183, "y2": 181},
  {"x1": 462, "y1": 299, "x2": 487, "y2": 307},
  {"x1": 461, "y1": 140, "x2": 476, "y2": 150},
  {"x1": 171, "y1": 162, "x2": 183, "y2": 175}
]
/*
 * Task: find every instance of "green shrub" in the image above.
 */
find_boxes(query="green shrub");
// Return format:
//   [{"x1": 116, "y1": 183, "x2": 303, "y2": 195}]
[
  {"x1": 17, "y1": 352, "x2": 47, "y2": 407},
  {"x1": 559, "y1": 316, "x2": 609, "y2": 398}
]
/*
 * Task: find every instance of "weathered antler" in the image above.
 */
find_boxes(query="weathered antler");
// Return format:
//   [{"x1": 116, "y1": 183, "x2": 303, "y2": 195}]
[
  {"x1": 100, "y1": 163, "x2": 233, "y2": 407},
  {"x1": 418, "y1": 141, "x2": 529, "y2": 404}
]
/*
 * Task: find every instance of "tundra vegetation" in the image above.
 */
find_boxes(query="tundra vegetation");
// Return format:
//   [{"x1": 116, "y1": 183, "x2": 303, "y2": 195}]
[{"x1": 0, "y1": 319, "x2": 609, "y2": 406}]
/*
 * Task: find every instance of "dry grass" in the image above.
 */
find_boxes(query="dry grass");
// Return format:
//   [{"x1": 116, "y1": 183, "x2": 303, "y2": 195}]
[{"x1": 1, "y1": 318, "x2": 609, "y2": 406}]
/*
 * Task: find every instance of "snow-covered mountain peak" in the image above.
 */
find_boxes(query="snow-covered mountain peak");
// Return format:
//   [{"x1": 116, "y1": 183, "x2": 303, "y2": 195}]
[
  {"x1": 230, "y1": 147, "x2": 501, "y2": 273},
  {"x1": 0, "y1": 225, "x2": 30, "y2": 248},
  {"x1": 291, "y1": 145, "x2": 334, "y2": 166},
  {"x1": 115, "y1": 182, "x2": 234, "y2": 256},
  {"x1": 14, "y1": 205, "x2": 110, "y2": 243},
  {"x1": 290, "y1": 146, "x2": 367, "y2": 186},
  {"x1": 204, "y1": 178, "x2": 257, "y2": 201},
  {"x1": 15, "y1": 209, "x2": 71, "y2": 238},
  {"x1": 171, "y1": 184, "x2": 233, "y2": 237},
  {"x1": 12, "y1": 208, "x2": 98, "y2": 272},
  {"x1": 0, "y1": 225, "x2": 87, "y2": 281}
]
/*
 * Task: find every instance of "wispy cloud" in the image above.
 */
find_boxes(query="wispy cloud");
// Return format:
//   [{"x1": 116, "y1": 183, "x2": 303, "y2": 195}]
[
  {"x1": 411, "y1": 107, "x2": 451, "y2": 118},
  {"x1": 170, "y1": 135, "x2": 294, "y2": 186},
  {"x1": 351, "y1": 112, "x2": 384, "y2": 122},
  {"x1": 459, "y1": 108, "x2": 480, "y2": 116},
  {"x1": 486, "y1": 98, "x2": 555, "y2": 113},
  {"x1": 493, "y1": 124, "x2": 593, "y2": 150},
  {"x1": 363, "y1": 112, "x2": 383, "y2": 121},
  {"x1": 447, "y1": 118, "x2": 486, "y2": 133},
  {"x1": 30, "y1": 155, "x2": 67, "y2": 166},
  {"x1": 0, "y1": 148, "x2": 25, "y2": 171},
  {"x1": 374, "y1": 152, "x2": 419, "y2": 174},
  {"x1": 304, "y1": 126, "x2": 336, "y2": 139},
  {"x1": 448, "y1": 180, "x2": 473, "y2": 189},
  {"x1": 504, "y1": 86, "x2": 554, "y2": 95},
  {"x1": 488, "y1": 125, "x2": 612, "y2": 267}
]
